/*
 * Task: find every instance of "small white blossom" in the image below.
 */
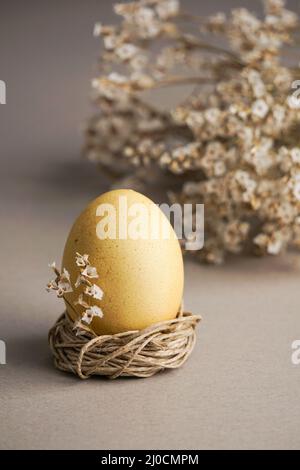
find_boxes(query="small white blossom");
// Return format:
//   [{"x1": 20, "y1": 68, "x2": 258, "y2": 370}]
[
  {"x1": 214, "y1": 161, "x2": 226, "y2": 176},
  {"x1": 85, "y1": 284, "x2": 104, "y2": 300},
  {"x1": 156, "y1": 0, "x2": 180, "y2": 20},
  {"x1": 75, "y1": 253, "x2": 89, "y2": 267},
  {"x1": 252, "y1": 99, "x2": 269, "y2": 119},
  {"x1": 103, "y1": 35, "x2": 117, "y2": 50},
  {"x1": 291, "y1": 148, "x2": 300, "y2": 164},
  {"x1": 82, "y1": 305, "x2": 104, "y2": 324},
  {"x1": 186, "y1": 111, "x2": 205, "y2": 132},
  {"x1": 116, "y1": 43, "x2": 138, "y2": 60},
  {"x1": 208, "y1": 12, "x2": 226, "y2": 28},
  {"x1": 204, "y1": 108, "x2": 222, "y2": 125},
  {"x1": 267, "y1": 238, "x2": 283, "y2": 255},
  {"x1": 264, "y1": 0, "x2": 285, "y2": 14},
  {"x1": 47, "y1": 280, "x2": 58, "y2": 291},
  {"x1": 272, "y1": 104, "x2": 285, "y2": 124},
  {"x1": 115, "y1": 3, "x2": 161, "y2": 38},
  {"x1": 281, "y1": 9, "x2": 298, "y2": 28},
  {"x1": 293, "y1": 182, "x2": 300, "y2": 201},
  {"x1": 247, "y1": 70, "x2": 265, "y2": 98},
  {"x1": 47, "y1": 267, "x2": 72, "y2": 298},
  {"x1": 130, "y1": 54, "x2": 148, "y2": 70},
  {"x1": 82, "y1": 265, "x2": 98, "y2": 279},
  {"x1": 93, "y1": 23, "x2": 103, "y2": 37},
  {"x1": 108, "y1": 72, "x2": 128, "y2": 84}
]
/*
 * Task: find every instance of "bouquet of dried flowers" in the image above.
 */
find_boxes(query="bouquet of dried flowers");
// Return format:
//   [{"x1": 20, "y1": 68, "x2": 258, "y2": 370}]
[{"x1": 85, "y1": 0, "x2": 300, "y2": 263}]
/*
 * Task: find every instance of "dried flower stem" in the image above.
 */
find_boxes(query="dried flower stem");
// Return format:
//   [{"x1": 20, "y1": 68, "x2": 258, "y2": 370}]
[{"x1": 47, "y1": 253, "x2": 104, "y2": 331}]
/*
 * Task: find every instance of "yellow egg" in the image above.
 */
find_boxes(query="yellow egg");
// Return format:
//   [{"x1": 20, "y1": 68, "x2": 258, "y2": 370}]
[{"x1": 62, "y1": 189, "x2": 184, "y2": 335}]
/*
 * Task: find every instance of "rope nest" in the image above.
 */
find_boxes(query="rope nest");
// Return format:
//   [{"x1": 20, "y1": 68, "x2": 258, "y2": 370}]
[{"x1": 48, "y1": 309, "x2": 201, "y2": 379}]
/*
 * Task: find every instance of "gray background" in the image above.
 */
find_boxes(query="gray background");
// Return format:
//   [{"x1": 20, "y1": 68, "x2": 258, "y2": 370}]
[{"x1": 0, "y1": 0, "x2": 300, "y2": 450}]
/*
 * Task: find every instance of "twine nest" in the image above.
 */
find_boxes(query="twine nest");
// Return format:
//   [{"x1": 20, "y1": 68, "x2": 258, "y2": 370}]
[{"x1": 48, "y1": 308, "x2": 201, "y2": 379}]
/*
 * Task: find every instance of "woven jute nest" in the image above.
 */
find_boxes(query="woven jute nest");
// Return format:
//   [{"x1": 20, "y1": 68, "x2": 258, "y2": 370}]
[{"x1": 48, "y1": 308, "x2": 201, "y2": 379}]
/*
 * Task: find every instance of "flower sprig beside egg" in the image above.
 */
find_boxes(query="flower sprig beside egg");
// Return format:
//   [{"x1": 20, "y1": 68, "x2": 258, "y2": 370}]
[{"x1": 47, "y1": 252, "x2": 104, "y2": 332}]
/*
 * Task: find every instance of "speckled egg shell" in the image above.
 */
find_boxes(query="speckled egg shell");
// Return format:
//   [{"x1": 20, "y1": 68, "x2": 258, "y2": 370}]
[{"x1": 62, "y1": 189, "x2": 184, "y2": 335}]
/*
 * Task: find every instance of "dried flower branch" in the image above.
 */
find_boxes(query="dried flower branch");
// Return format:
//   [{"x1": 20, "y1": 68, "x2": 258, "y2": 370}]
[
  {"x1": 85, "y1": 0, "x2": 300, "y2": 263},
  {"x1": 47, "y1": 253, "x2": 104, "y2": 332}
]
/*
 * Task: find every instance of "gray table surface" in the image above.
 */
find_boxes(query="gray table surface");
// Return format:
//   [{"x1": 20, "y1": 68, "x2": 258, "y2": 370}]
[{"x1": 0, "y1": 0, "x2": 300, "y2": 450}]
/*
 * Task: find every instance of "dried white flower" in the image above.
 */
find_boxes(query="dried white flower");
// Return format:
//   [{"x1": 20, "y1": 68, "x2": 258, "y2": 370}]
[
  {"x1": 93, "y1": 22, "x2": 103, "y2": 37},
  {"x1": 75, "y1": 253, "x2": 89, "y2": 267},
  {"x1": 293, "y1": 182, "x2": 300, "y2": 201},
  {"x1": 208, "y1": 12, "x2": 226, "y2": 28},
  {"x1": 82, "y1": 305, "x2": 104, "y2": 324},
  {"x1": 103, "y1": 35, "x2": 118, "y2": 50},
  {"x1": 291, "y1": 148, "x2": 300, "y2": 164},
  {"x1": 47, "y1": 267, "x2": 73, "y2": 298},
  {"x1": 108, "y1": 72, "x2": 128, "y2": 84},
  {"x1": 81, "y1": 265, "x2": 98, "y2": 279},
  {"x1": 116, "y1": 43, "x2": 138, "y2": 60},
  {"x1": 85, "y1": 284, "x2": 104, "y2": 300},
  {"x1": 156, "y1": 0, "x2": 180, "y2": 20},
  {"x1": 252, "y1": 99, "x2": 269, "y2": 119},
  {"x1": 47, "y1": 253, "x2": 105, "y2": 327}
]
